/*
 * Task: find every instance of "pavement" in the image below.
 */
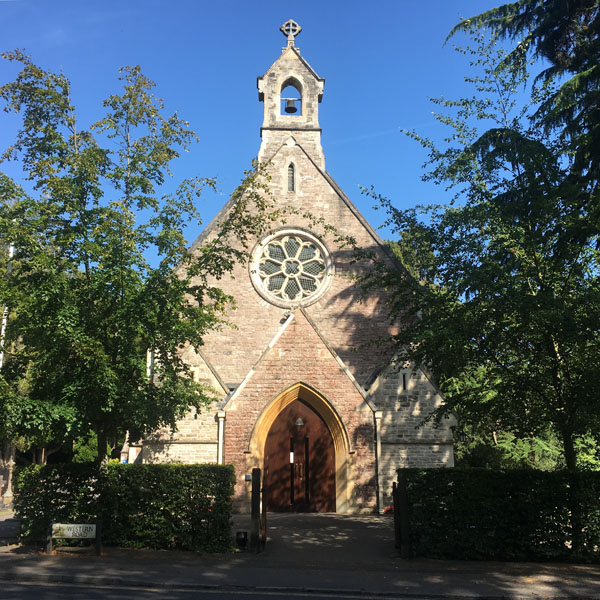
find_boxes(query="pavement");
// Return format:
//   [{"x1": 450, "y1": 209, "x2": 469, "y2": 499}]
[{"x1": 1, "y1": 506, "x2": 599, "y2": 598}]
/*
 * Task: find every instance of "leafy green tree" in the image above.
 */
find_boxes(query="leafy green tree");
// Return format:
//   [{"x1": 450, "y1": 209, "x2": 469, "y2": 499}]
[
  {"x1": 454, "y1": 425, "x2": 564, "y2": 470},
  {"x1": 363, "y1": 31, "x2": 600, "y2": 477},
  {"x1": 447, "y1": 0, "x2": 600, "y2": 471},
  {"x1": 72, "y1": 431, "x2": 111, "y2": 463},
  {"x1": 451, "y1": 0, "x2": 599, "y2": 221},
  {"x1": 0, "y1": 52, "x2": 275, "y2": 463}
]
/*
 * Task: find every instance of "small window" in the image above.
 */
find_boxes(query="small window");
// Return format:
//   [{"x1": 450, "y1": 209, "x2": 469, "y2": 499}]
[{"x1": 288, "y1": 163, "x2": 295, "y2": 192}]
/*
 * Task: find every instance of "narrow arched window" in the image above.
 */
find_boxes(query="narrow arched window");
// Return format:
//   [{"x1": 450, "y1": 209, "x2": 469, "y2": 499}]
[{"x1": 288, "y1": 163, "x2": 295, "y2": 192}]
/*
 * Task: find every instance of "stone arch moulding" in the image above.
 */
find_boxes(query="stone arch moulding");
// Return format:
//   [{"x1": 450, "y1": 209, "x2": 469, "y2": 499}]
[
  {"x1": 280, "y1": 76, "x2": 303, "y2": 116},
  {"x1": 280, "y1": 76, "x2": 303, "y2": 96},
  {"x1": 247, "y1": 381, "x2": 352, "y2": 513}
]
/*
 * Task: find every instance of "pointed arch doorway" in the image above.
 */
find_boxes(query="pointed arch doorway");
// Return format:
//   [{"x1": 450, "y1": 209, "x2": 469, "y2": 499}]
[
  {"x1": 265, "y1": 399, "x2": 335, "y2": 512},
  {"x1": 248, "y1": 382, "x2": 351, "y2": 513}
]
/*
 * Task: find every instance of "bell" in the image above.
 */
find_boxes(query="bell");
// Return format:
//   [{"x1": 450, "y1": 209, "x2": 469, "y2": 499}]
[{"x1": 284, "y1": 99, "x2": 298, "y2": 114}]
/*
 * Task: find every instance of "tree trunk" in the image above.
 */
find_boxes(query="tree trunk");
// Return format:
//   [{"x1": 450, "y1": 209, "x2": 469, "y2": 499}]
[
  {"x1": 96, "y1": 430, "x2": 108, "y2": 465},
  {"x1": 45, "y1": 445, "x2": 62, "y2": 461},
  {"x1": 560, "y1": 425, "x2": 582, "y2": 555},
  {"x1": 561, "y1": 427, "x2": 577, "y2": 473}
]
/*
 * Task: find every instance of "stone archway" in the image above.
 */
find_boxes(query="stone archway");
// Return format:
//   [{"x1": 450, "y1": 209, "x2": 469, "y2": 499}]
[{"x1": 248, "y1": 382, "x2": 351, "y2": 513}]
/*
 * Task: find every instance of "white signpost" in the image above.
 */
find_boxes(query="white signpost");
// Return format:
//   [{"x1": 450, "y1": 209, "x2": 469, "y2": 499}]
[
  {"x1": 47, "y1": 521, "x2": 102, "y2": 555},
  {"x1": 52, "y1": 523, "x2": 96, "y2": 538}
]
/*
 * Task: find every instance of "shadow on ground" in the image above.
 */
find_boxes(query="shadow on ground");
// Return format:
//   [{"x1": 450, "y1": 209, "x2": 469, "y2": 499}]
[{"x1": 1, "y1": 509, "x2": 599, "y2": 598}]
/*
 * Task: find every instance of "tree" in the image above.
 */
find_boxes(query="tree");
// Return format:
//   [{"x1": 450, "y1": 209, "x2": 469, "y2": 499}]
[
  {"x1": 362, "y1": 30, "x2": 600, "y2": 476},
  {"x1": 0, "y1": 52, "x2": 275, "y2": 463},
  {"x1": 447, "y1": 0, "x2": 600, "y2": 470},
  {"x1": 450, "y1": 0, "x2": 600, "y2": 223}
]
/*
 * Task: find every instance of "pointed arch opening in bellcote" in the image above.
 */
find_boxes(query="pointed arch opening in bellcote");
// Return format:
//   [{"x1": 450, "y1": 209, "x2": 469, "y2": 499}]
[{"x1": 280, "y1": 77, "x2": 302, "y2": 116}]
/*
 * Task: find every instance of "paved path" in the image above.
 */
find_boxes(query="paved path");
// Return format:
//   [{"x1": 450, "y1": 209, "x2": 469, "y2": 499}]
[
  {"x1": 1, "y1": 510, "x2": 599, "y2": 598},
  {"x1": 233, "y1": 513, "x2": 398, "y2": 568}
]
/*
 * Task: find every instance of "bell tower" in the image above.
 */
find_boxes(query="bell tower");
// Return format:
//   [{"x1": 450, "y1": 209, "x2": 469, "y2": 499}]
[{"x1": 257, "y1": 20, "x2": 326, "y2": 168}]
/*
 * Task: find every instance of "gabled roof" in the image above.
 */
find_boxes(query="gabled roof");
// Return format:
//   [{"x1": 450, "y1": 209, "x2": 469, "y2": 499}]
[
  {"x1": 287, "y1": 46, "x2": 323, "y2": 84},
  {"x1": 222, "y1": 308, "x2": 378, "y2": 413},
  {"x1": 257, "y1": 46, "x2": 324, "y2": 102},
  {"x1": 188, "y1": 136, "x2": 407, "y2": 278},
  {"x1": 267, "y1": 137, "x2": 393, "y2": 255}
]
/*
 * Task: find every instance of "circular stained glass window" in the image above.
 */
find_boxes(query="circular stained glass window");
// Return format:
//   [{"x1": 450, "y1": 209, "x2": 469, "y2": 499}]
[{"x1": 250, "y1": 229, "x2": 333, "y2": 307}]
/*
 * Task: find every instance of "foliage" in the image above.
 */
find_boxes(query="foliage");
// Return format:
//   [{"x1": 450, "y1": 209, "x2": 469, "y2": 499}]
[
  {"x1": 72, "y1": 431, "x2": 110, "y2": 463},
  {"x1": 363, "y1": 30, "x2": 600, "y2": 475},
  {"x1": 397, "y1": 468, "x2": 600, "y2": 561},
  {"x1": 14, "y1": 462, "x2": 235, "y2": 552},
  {"x1": 575, "y1": 433, "x2": 600, "y2": 470},
  {"x1": 455, "y1": 427, "x2": 563, "y2": 470},
  {"x1": 450, "y1": 0, "x2": 600, "y2": 186},
  {"x1": 0, "y1": 52, "x2": 277, "y2": 462}
]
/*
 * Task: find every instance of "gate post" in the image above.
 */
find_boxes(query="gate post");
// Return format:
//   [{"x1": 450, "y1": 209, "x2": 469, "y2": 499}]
[
  {"x1": 396, "y1": 469, "x2": 410, "y2": 558},
  {"x1": 261, "y1": 479, "x2": 267, "y2": 548},
  {"x1": 250, "y1": 467, "x2": 261, "y2": 553},
  {"x1": 392, "y1": 481, "x2": 400, "y2": 549}
]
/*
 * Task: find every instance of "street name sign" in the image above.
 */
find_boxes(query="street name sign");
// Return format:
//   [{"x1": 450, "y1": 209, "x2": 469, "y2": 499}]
[{"x1": 51, "y1": 523, "x2": 96, "y2": 538}]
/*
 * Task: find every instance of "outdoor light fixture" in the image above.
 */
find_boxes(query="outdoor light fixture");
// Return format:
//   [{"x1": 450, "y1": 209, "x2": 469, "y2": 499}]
[{"x1": 295, "y1": 417, "x2": 304, "y2": 427}]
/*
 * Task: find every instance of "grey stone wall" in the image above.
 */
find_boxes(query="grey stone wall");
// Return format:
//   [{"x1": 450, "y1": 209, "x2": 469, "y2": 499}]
[{"x1": 371, "y1": 364, "x2": 456, "y2": 507}]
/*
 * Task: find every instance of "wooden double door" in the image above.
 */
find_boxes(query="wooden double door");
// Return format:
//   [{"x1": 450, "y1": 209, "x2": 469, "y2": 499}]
[{"x1": 264, "y1": 399, "x2": 336, "y2": 512}]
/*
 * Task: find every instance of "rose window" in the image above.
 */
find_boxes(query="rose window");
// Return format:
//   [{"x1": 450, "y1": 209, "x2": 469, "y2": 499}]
[{"x1": 250, "y1": 230, "x2": 333, "y2": 307}]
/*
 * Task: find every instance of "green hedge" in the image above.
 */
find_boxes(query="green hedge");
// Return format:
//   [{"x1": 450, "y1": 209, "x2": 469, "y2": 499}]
[
  {"x1": 14, "y1": 463, "x2": 235, "y2": 552},
  {"x1": 399, "y1": 468, "x2": 600, "y2": 561}
]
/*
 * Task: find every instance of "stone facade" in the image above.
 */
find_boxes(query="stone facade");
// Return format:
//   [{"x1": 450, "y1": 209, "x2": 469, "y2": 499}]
[
  {"x1": 369, "y1": 363, "x2": 455, "y2": 507},
  {"x1": 134, "y1": 22, "x2": 455, "y2": 512}
]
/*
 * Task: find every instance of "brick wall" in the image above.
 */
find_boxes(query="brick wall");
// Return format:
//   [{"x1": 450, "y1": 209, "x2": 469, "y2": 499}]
[
  {"x1": 141, "y1": 441, "x2": 218, "y2": 464},
  {"x1": 224, "y1": 310, "x2": 377, "y2": 513},
  {"x1": 189, "y1": 142, "x2": 399, "y2": 388}
]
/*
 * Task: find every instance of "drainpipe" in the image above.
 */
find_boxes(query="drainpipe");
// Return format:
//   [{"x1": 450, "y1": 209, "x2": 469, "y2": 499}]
[
  {"x1": 217, "y1": 411, "x2": 226, "y2": 464},
  {"x1": 374, "y1": 410, "x2": 383, "y2": 513}
]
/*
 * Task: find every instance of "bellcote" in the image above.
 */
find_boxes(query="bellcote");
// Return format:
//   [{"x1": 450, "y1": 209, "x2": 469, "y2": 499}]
[{"x1": 257, "y1": 20, "x2": 326, "y2": 168}]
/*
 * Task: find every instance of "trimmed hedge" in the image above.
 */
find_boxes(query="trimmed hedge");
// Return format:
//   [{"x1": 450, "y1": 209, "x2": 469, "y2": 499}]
[
  {"x1": 399, "y1": 468, "x2": 600, "y2": 562},
  {"x1": 14, "y1": 463, "x2": 235, "y2": 552}
]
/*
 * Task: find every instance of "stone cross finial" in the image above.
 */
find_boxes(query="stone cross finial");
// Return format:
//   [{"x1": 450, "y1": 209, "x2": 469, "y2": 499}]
[{"x1": 280, "y1": 19, "x2": 302, "y2": 47}]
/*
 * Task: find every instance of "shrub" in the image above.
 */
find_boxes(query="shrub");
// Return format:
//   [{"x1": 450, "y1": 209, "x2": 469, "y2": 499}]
[
  {"x1": 396, "y1": 468, "x2": 600, "y2": 562},
  {"x1": 14, "y1": 463, "x2": 235, "y2": 552}
]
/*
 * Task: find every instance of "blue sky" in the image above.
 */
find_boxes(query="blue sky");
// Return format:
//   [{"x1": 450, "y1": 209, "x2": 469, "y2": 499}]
[{"x1": 0, "y1": 0, "x2": 503, "y2": 243}]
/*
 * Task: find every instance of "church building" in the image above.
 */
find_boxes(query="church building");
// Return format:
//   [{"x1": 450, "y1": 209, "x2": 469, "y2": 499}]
[{"x1": 129, "y1": 20, "x2": 455, "y2": 513}]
